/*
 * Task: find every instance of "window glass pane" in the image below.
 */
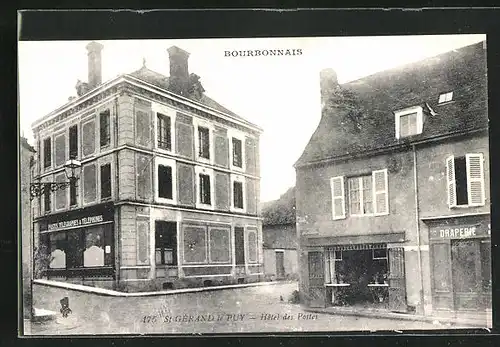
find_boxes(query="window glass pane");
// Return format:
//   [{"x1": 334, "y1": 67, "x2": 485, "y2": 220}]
[
  {"x1": 408, "y1": 113, "x2": 418, "y2": 134},
  {"x1": 100, "y1": 110, "x2": 110, "y2": 147},
  {"x1": 158, "y1": 165, "x2": 173, "y2": 199},
  {"x1": 198, "y1": 127, "x2": 210, "y2": 158},
  {"x1": 454, "y1": 156, "x2": 468, "y2": 205},
  {"x1": 43, "y1": 138, "x2": 51, "y2": 168},
  {"x1": 66, "y1": 230, "x2": 83, "y2": 268},
  {"x1": 232, "y1": 138, "x2": 242, "y2": 167},
  {"x1": 400, "y1": 115, "x2": 409, "y2": 137},
  {"x1": 49, "y1": 233, "x2": 66, "y2": 269},
  {"x1": 164, "y1": 250, "x2": 174, "y2": 265},
  {"x1": 234, "y1": 181, "x2": 243, "y2": 208},
  {"x1": 451, "y1": 240, "x2": 478, "y2": 292},
  {"x1": 69, "y1": 125, "x2": 78, "y2": 159},
  {"x1": 155, "y1": 250, "x2": 162, "y2": 264},
  {"x1": 199, "y1": 174, "x2": 211, "y2": 204},
  {"x1": 157, "y1": 114, "x2": 171, "y2": 150},
  {"x1": 432, "y1": 243, "x2": 451, "y2": 291},
  {"x1": 70, "y1": 179, "x2": 77, "y2": 206},
  {"x1": 480, "y1": 241, "x2": 491, "y2": 292},
  {"x1": 100, "y1": 164, "x2": 111, "y2": 199},
  {"x1": 84, "y1": 227, "x2": 104, "y2": 267},
  {"x1": 362, "y1": 175, "x2": 373, "y2": 214},
  {"x1": 44, "y1": 184, "x2": 51, "y2": 212}
]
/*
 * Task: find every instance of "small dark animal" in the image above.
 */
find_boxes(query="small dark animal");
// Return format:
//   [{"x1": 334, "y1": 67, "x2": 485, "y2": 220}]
[
  {"x1": 280, "y1": 295, "x2": 284, "y2": 302},
  {"x1": 60, "y1": 297, "x2": 72, "y2": 318}
]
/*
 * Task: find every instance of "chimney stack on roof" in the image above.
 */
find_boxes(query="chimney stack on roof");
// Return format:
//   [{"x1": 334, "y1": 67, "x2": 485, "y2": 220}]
[
  {"x1": 167, "y1": 46, "x2": 190, "y2": 96},
  {"x1": 86, "y1": 41, "x2": 104, "y2": 90},
  {"x1": 320, "y1": 68, "x2": 339, "y2": 109}
]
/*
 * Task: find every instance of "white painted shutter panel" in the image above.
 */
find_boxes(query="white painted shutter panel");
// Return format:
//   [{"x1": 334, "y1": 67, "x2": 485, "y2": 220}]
[
  {"x1": 373, "y1": 169, "x2": 389, "y2": 215},
  {"x1": 446, "y1": 156, "x2": 457, "y2": 207},
  {"x1": 330, "y1": 176, "x2": 345, "y2": 220},
  {"x1": 466, "y1": 153, "x2": 485, "y2": 206}
]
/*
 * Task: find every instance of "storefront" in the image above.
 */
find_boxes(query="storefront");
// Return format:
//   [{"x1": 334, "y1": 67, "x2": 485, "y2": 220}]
[
  {"x1": 304, "y1": 233, "x2": 408, "y2": 312},
  {"x1": 425, "y1": 214, "x2": 491, "y2": 312},
  {"x1": 37, "y1": 202, "x2": 115, "y2": 279}
]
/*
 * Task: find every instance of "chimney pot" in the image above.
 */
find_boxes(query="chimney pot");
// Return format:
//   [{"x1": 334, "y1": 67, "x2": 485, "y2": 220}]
[
  {"x1": 86, "y1": 41, "x2": 104, "y2": 90},
  {"x1": 167, "y1": 46, "x2": 190, "y2": 96},
  {"x1": 320, "y1": 68, "x2": 339, "y2": 108}
]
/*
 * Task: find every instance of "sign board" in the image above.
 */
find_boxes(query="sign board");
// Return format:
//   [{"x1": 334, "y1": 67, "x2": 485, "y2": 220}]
[
  {"x1": 429, "y1": 222, "x2": 490, "y2": 240},
  {"x1": 39, "y1": 202, "x2": 114, "y2": 232}
]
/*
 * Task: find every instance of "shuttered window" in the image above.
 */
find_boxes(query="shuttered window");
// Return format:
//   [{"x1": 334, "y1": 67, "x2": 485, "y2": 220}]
[
  {"x1": 330, "y1": 176, "x2": 345, "y2": 220},
  {"x1": 446, "y1": 154, "x2": 485, "y2": 207}
]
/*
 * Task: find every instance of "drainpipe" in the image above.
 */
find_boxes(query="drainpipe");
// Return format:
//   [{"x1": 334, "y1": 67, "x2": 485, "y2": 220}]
[
  {"x1": 413, "y1": 144, "x2": 425, "y2": 314},
  {"x1": 114, "y1": 97, "x2": 120, "y2": 284}
]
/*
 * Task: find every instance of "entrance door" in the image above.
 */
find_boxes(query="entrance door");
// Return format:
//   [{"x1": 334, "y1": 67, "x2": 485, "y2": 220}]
[
  {"x1": 388, "y1": 247, "x2": 407, "y2": 312},
  {"x1": 308, "y1": 251, "x2": 326, "y2": 308},
  {"x1": 276, "y1": 251, "x2": 285, "y2": 279}
]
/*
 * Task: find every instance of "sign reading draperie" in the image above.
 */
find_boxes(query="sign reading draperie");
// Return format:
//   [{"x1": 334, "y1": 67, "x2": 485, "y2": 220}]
[{"x1": 429, "y1": 222, "x2": 490, "y2": 240}]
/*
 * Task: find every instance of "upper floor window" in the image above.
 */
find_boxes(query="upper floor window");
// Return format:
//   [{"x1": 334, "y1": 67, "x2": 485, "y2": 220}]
[
  {"x1": 198, "y1": 126, "x2": 210, "y2": 159},
  {"x1": 233, "y1": 181, "x2": 244, "y2": 209},
  {"x1": 100, "y1": 109, "x2": 111, "y2": 148},
  {"x1": 100, "y1": 163, "x2": 111, "y2": 200},
  {"x1": 395, "y1": 106, "x2": 423, "y2": 139},
  {"x1": 446, "y1": 154, "x2": 485, "y2": 208},
  {"x1": 154, "y1": 157, "x2": 177, "y2": 203},
  {"x1": 199, "y1": 173, "x2": 211, "y2": 205},
  {"x1": 330, "y1": 169, "x2": 388, "y2": 220},
  {"x1": 69, "y1": 125, "x2": 78, "y2": 159},
  {"x1": 438, "y1": 91, "x2": 453, "y2": 104},
  {"x1": 232, "y1": 137, "x2": 243, "y2": 168},
  {"x1": 157, "y1": 113, "x2": 172, "y2": 151},
  {"x1": 43, "y1": 137, "x2": 51, "y2": 168},
  {"x1": 195, "y1": 166, "x2": 214, "y2": 209}
]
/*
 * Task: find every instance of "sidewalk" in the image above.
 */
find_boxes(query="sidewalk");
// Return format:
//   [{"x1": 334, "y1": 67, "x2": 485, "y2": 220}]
[
  {"x1": 303, "y1": 305, "x2": 492, "y2": 329},
  {"x1": 34, "y1": 279, "x2": 296, "y2": 297}
]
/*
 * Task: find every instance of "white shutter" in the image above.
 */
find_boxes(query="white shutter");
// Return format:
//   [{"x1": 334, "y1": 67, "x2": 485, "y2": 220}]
[
  {"x1": 330, "y1": 176, "x2": 345, "y2": 220},
  {"x1": 446, "y1": 156, "x2": 457, "y2": 207},
  {"x1": 466, "y1": 153, "x2": 485, "y2": 206},
  {"x1": 373, "y1": 169, "x2": 389, "y2": 215}
]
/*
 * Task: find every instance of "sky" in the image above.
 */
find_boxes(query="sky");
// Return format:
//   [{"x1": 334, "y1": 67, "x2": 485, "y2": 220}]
[{"x1": 18, "y1": 34, "x2": 486, "y2": 203}]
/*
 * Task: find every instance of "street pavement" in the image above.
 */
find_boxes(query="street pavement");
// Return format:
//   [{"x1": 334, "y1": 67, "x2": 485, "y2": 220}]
[{"x1": 26, "y1": 281, "x2": 463, "y2": 335}]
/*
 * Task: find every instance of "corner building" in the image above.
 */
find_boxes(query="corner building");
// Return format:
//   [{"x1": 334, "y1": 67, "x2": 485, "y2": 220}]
[
  {"x1": 31, "y1": 42, "x2": 263, "y2": 291},
  {"x1": 295, "y1": 41, "x2": 490, "y2": 318}
]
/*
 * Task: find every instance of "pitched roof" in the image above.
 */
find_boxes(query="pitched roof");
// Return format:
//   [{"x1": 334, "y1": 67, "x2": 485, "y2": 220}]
[
  {"x1": 296, "y1": 41, "x2": 488, "y2": 167},
  {"x1": 127, "y1": 66, "x2": 246, "y2": 121}
]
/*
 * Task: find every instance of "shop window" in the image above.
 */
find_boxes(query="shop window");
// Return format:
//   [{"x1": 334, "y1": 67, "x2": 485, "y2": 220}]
[
  {"x1": 100, "y1": 109, "x2": 110, "y2": 147},
  {"x1": 199, "y1": 173, "x2": 211, "y2": 205},
  {"x1": 158, "y1": 165, "x2": 173, "y2": 200},
  {"x1": 157, "y1": 113, "x2": 172, "y2": 151},
  {"x1": 55, "y1": 133, "x2": 66, "y2": 167},
  {"x1": 232, "y1": 137, "x2": 243, "y2": 168},
  {"x1": 198, "y1": 126, "x2": 210, "y2": 159},
  {"x1": 82, "y1": 119, "x2": 96, "y2": 157},
  {"x1": 69, "y1": 125, "x2": 78, "y2": 159},
  {"x1": 66, "y1": 230, "x2": 83, "y2": 268},
  {"x1": 100, "y1": 163, "x2": 111, "y2": 200},
  {"x1": 49, "y1": 233, "x2": 66, "y2": 269},
  {"x1": 209, "y1": 227, "x2": 231, "y2": 263},
  {"x1": 155, "y1": 221, "x2": 177, "y2": 265},
  {"x1": 446, "y1": 154, "x2": 485, "y2": 207},
  {"x1": 247, "y1": 230, "x2": 258, "y2": 263},
  {"x1": 83, "y1": 164, "x2": 97, "y2": 204},
  {"x1": 84, "y1": 227, "x2": 105, "y2": 267},
  {"x1": 234, "y1": 227, "x2": 245, "y2": 265},
  {"x1": 43, "y1": 137, "x2": 51, "y2": 168}
]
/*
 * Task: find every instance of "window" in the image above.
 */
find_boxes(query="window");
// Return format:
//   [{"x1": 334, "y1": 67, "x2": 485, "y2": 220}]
[
  {"x1": 69, "y1": 125, "x2": 78, "y2": 159},
  {"x1": 43, "y1": 137, "x2": 51, "y2": 168},
  {"x1": 84, "y1": 227, "x2": 105, "y2": 267},
  {"x1": 70, "y1": 179, "x2": 77, "y2": 207},
  {"x1": 157, "y1": 113, "x2": 172, "y2": 151},
  {"x1": 44, "y1": 184, "x2": 51, "y2": 213},
  {"x1": 233, "y1": 181, "x2": 244, "y2": 209},
  {"x1": 373, "y1": 249, "x2": 388, "y2": 260},
  {"x1": 395, "y1": 106, "x2": 423, "y2": 139},
  {"x1": 158, "y1": 165, "x2": 173, "y2": 200},
  {"x1": 232, "y1": 137, "x2": 243, "y2": 168},
  {"x1": 100, "y1": 110, "x2": 110, "y2": 147},
  {"x1": 49, "y1": 233, "x2": 66, "y2": 269},
  {"x1": 334, "y1": 250, "x2": 342, "y2": 261},
  {"x1": 199, "y1": 174, "x2": 211, "y2": 205},
  {"x1": 438, "y1": 91, "x2": 453, "y2": 104},
  {"x1": 155, "y1": 221, "x2": 177, "y2": 265},
  {"x1": 100, "y1": 163, "x2": 111, "y2": 200},
  {"x1": 198, "y1": 126, "x2": 210, "y2": 159},
  {"x1": 446, "y1": 154, "x2": 485, "y2": 207},
  {"x1": 332, "y1": 169, "x2": 388, "y2": 219}
]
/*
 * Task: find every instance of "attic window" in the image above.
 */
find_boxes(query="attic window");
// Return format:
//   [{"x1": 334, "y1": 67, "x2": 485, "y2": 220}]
[
  {"x1": 438, "y1": 91, "x2": 453, "y2": 104},
  {"x1": 394, "y1": 106, "x2": 423, "y2": 139}
]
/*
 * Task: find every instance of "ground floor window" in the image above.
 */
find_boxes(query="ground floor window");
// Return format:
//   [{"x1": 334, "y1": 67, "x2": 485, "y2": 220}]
[
  {"x1": 155, "y1": 221, "x2": 177, "y2": 265},
  {"x1": 44, "y1": 224, "x2": 113, "y2": 270}
]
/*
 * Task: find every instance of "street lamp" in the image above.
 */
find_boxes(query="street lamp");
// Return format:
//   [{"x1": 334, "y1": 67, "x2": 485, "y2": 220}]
[{"x1": 28, "y1": 159, "x2": 82, "y2": 321}]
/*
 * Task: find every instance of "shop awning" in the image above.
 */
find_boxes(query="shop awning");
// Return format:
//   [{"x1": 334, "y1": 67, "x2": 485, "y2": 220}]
[{"x1": 303, "y1": 232, "x2": 405, "y2": 248}]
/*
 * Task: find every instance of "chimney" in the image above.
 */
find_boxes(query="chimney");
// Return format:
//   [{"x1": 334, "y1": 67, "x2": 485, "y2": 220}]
[
  {"x1": 320, "y1": 68, "x2": 338, "y2": 109},
  {"x1": 167, "y1": 46, "x2": 190, "y2": 96},
  {"x1": 86, "y1": 41, "x2": 104, "y2": 90}
]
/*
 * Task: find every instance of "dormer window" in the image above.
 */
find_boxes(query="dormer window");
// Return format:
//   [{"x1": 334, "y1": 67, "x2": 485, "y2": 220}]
[
  {"x1": 394, "y1": 106, "x2": 423, "y2": 139},
  {"x1": 438, "y1": 91, "x2": 453, "y2": 104}
]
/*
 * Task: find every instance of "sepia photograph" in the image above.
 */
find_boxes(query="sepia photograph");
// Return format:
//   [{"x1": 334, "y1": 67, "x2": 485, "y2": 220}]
[{"x1": 18, "y1": 33, "x2": 491, "y2": 335}]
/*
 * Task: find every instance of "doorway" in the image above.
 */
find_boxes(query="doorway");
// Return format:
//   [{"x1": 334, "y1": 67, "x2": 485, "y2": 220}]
[{"x1": 275, "y1": 250, "x2": 285, "y2": 279}]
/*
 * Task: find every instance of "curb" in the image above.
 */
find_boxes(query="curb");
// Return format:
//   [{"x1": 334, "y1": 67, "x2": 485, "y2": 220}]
[
  {"x1": 303, "y1": 307, "x2": 490, "y2": 328},
  {"x1": 34, "y1": 279, "x2": 297, "y2": 297}
]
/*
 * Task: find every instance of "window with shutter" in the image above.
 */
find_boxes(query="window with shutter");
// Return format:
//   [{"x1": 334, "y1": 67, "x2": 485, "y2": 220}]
[
  {"x1": 466, "y1": 153, "x2": 485, "y2": 206},
  {"x1": 373, "y1": 169, "x2": 389, "y2": 215},
  {"x1": 330, "y1": 176, "x2": 345, "y2": 220}
]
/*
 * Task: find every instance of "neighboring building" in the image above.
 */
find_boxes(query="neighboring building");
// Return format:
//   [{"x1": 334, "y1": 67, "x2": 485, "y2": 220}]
[
  {"x1": 20, "y1": 136, "x2": 36, "y2": 317},
  {"x1": 295, "y1": 41, "x2": 490, "y2": 318},
  {"x1": 30, "y1": 42, "x2": 263, "y2": 292},
  {"x1": 262, "y1": 187, "x2": 298, "y2": 281}
]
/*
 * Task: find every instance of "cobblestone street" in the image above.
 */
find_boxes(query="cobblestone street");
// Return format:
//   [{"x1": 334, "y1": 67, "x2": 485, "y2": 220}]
[{"x1": 24, "y1": 281, "x2": 464, "y2": 335}]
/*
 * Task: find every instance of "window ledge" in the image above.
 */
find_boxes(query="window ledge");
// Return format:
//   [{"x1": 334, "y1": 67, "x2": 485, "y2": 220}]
[{"x1": 437, "y1": 100, "x2": 456, "y2": 107}]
